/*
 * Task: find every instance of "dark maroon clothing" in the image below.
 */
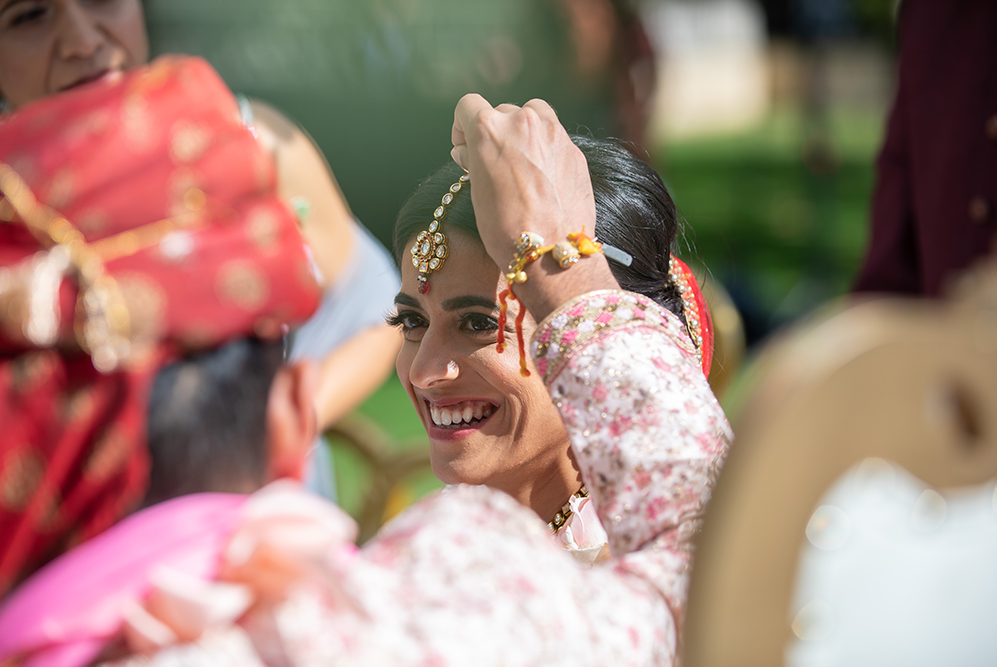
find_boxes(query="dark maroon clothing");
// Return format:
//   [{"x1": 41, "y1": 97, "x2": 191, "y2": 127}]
[{"x1": 854, "y1": 0, "x2": 997, "y2": 297}]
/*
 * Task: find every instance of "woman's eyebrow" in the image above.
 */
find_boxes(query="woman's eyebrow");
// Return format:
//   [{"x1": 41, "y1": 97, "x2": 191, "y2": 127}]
[
  {"x1": 441, "y1": 296, "x2": 498, "y2": 312},
  {"x1": 394, "y1": 292, "x2": 420, "y2": 308},
  {"x1": 0, "y1": 0, "x2": 31, "y2": 16}
]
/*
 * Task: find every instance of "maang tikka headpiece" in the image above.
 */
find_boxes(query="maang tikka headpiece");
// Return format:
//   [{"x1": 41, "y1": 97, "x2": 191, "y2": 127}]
[{"x1": 410, "y1": 172, "x2": 470, "y2": 294}]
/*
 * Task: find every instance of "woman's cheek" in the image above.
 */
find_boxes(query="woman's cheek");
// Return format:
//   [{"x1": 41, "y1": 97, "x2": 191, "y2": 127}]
[{"x1": 395, "y1": 345, "x2": 417, "y2": 393}]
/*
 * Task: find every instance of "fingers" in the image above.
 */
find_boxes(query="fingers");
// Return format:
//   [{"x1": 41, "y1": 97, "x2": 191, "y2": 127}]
[
  {"x1": 451, "y1": 93, "x2": 493, "y2": 149},
  {"x1": 450, "y1": 96, "x2": 566, "y2": 172},
  {"x1": 522, "y1": 98, "x2": 558, "y2": 124},
  {"x1": 494, "y1": 103, "x2": 521, "y2": 114},
  {"x1": 452, "y1": 94, "x2": 503, "y2": 170},
  {"x1": 451, "y1": 97, "x2": 525, "y2": 170},
  {"x1": 450, "y1": 145, "x2": 468, "y2": 171},
  {"x1": 452, "y1": 96, "x2": 559, "y2": 148},
  {"x1": 522, "y1": 99, "x2": 568, "y2": 146},
  {"x1": 452, "y1": 97, "x2": 558, "y2": 145}
]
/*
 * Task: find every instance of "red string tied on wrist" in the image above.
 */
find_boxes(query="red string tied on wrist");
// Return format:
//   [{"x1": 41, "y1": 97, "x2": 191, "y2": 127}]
[
  {"x1": 496, "y1": 230, "x2": 602, "y2": 378},
  {"x1": 496, "y1": 286, "x2": 531, "y2": 377}
]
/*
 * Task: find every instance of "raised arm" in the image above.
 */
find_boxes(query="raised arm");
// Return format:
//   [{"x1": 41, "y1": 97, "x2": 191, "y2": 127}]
[{"x1": 451, "y1": 91, "x2": 731, "y2": 640}]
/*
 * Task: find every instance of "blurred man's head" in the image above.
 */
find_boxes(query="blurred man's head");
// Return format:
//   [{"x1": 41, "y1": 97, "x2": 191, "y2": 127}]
[{"x1": 144, "y1": 337, "x2": 318, "y2": 507}]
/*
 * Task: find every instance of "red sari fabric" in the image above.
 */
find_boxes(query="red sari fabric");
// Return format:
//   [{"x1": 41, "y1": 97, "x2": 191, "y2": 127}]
[{"x1": 0, "y1": 56, "x2": 321, "y2": 594}]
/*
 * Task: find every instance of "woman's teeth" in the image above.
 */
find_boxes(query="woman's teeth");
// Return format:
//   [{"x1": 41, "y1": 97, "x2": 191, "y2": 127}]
[{"x1": 429, "y1": 401, "x2": 496, "y2": 428}]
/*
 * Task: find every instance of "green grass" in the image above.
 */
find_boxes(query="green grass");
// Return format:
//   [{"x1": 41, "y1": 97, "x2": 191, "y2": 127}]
[{"x1": 662, "y1": 107, "x2": 883, "y2": 336}]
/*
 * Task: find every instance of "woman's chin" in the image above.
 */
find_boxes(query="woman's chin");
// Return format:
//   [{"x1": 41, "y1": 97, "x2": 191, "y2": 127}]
[{"x1": 429, "y1": 445, "x2": 491, "y2": 488}]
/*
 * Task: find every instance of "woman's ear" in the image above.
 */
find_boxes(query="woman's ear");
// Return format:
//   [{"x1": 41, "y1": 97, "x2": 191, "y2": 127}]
[{"x1": 265, "y1": 359, "x2": 320, "y2": 482}]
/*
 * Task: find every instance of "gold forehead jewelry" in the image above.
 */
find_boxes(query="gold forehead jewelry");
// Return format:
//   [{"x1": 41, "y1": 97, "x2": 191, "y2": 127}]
[{"x1": 410, "y1": 172, "x2": 470, "y2": 295}]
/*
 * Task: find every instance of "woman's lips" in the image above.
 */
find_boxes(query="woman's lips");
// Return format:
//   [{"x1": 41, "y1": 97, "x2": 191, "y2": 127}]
[{"x1": 60, "y1": 69, "x2": 119, "y2": 92}]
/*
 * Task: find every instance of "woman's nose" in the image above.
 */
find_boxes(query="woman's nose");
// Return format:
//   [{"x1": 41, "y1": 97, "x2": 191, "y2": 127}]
[
  {"x1": 407, "y1": 333, "x2": 460, "y2": 389},
  {"x1": 57, "y1": 1, "x2": 104, "y2": 60}
]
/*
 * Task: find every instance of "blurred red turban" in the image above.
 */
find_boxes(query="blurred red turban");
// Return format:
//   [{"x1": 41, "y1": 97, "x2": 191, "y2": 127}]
[{"x1": 0, "y1": 56, "x2": 321, "y2": 594}]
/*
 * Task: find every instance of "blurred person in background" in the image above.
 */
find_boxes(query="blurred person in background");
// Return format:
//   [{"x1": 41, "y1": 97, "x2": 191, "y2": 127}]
[
  {"x1": 0, "y1": 0, "x2": 402, "y2": 499},
  {"x1": 555, "y1": 0, "x2": 657, "y2": 152},
  {"x1": 854, "y1": 0, "x2": 997, "y2": 296},
  {"x1": 0, "y1": 62, "x2": 730, "y2": 665},
  {"x1": 391, "y1": 135, "x2": 718, "y2": 563}
]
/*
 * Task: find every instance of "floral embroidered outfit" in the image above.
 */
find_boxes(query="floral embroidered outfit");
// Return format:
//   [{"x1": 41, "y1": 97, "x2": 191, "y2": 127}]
[{"x1": 1, "y1": 290, "x2": 731, "y2": 665}]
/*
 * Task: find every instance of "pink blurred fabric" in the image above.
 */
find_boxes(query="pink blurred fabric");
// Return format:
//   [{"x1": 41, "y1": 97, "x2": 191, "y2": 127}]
[
  {"x1": 0, "y1": 493, "x2": 248, "y2": 667},
  {"x1": 0, "y1": 481, "x2": 362, "y2": 665}
]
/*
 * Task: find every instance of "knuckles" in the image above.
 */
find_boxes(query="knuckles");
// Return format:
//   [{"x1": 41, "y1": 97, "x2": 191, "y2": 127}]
[{"x1": 474, "y1": 104, "x2": 554, "y2": 142}]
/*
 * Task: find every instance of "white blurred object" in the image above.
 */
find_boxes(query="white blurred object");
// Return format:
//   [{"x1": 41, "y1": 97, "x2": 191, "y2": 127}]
[
  {"x1": 641, "y1": 0, "x2": 770, "y2": 141},
  {"x1": 788, "y1": 459, "x2": 997, "y2": 667}
]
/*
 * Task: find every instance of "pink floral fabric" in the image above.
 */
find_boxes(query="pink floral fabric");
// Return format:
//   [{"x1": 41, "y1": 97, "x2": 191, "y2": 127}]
[
  {"x1": 535, "y1": 290, "x2": 732, "y2": 636},
  {"x1": 101, "y1": 289, "x2": 732, "y2": 666}
]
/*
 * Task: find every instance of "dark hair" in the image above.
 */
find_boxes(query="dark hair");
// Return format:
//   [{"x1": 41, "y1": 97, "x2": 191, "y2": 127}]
[
  {"x1": 393, "y1": 136, "x2": 685, "y2": 319},
  {"x1": 143, "y1": 337, "x2": 284, "y2": 505}
]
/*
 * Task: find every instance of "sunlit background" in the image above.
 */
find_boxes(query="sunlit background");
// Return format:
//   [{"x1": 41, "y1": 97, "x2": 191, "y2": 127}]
[{"x1": 145, "y1": 0, "x2": 900, "y2": 520}]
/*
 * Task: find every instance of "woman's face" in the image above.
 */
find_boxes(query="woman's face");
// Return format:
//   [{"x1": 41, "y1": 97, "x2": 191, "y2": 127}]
[
  {"x1": 0, "y1": 0, "x2": 148, "y2": 111},
  {"x1": 394, "y1": 230, "x2": 571, "y2": 492}
]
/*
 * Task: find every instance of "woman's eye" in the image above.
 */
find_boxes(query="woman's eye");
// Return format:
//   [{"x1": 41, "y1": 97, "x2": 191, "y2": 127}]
[
  {"x1": 386, "y1": 311, "x2": 427, "y2": 340},
  {"x1": 460, "y1": 313, "x2": 499, "y2": 334},
  {"x1": 9, "y1": 3, "x2": 48, "y2": 27}
]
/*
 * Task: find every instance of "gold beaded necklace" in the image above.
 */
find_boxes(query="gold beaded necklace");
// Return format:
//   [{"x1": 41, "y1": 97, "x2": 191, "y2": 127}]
[{"x1": 548, "y1": 485, "x2": 588, "y2": 532}]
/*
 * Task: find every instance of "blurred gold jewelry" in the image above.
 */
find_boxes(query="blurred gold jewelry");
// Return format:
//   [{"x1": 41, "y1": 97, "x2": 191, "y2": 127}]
[{"x1": 0, "y1": 164, "x2": 142, "y2": 371}]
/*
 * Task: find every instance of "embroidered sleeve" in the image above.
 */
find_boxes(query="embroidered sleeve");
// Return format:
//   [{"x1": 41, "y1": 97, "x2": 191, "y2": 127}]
[{"x1": 533, "y1": 289, "x2": 732, "y2": 624}]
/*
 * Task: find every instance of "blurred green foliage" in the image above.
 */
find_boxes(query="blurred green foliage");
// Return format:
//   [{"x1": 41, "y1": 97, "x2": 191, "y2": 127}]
[
  {"x1": 850, "y1": 0, "x2": 900, "y2": 42},
  {"x1": 662, "y1": 107, "x2": 883, "y2": 338},
  {"x1": 146, "y1": 0, "x2": 619, "y2": 248},
  {"x1": 146, "y1": 0, "x2": 889, "y2": 335}
]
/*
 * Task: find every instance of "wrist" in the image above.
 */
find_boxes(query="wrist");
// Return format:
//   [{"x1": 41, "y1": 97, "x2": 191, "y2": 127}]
[
  {"x1": 492, "y1": 230, "x2": 618, "y2": 378},
  {"x1": 514, "y1": 252, "x2": 618, "y2": 323}
]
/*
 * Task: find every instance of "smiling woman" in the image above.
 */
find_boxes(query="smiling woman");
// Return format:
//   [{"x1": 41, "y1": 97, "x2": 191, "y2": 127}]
[
  {"x1": 391, "y1": 229, "x2": 576, "y2": 524},
  {"x1": 0, "y1": 0, "x2": 148, "y2": 110},
  {"x1": 391, "y1": 136, "x2": 715, "y2": 562}
]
